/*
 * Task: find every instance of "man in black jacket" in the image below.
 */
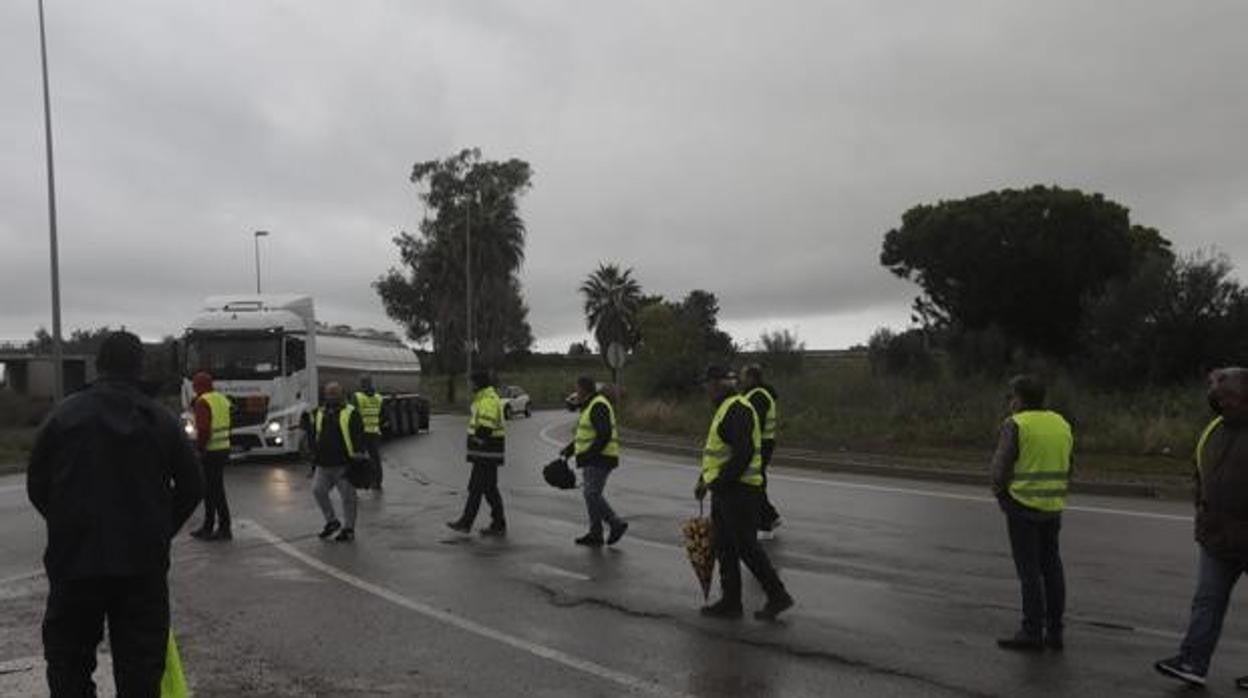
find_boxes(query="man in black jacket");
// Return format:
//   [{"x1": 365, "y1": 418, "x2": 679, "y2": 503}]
[
  {"x1": 308, "y1": 382, "x2": 366, "y2": 543},
  {"x1": 696, "y1": 365, "x2": 793, "y2": 621},
  {"x1": 741, "y1": 364, "x2": 782, "y2": 537},
  {"x1": 561, "y1": 377, "x2": 628, "y2": 547},
  {"x1": 1156, "y1": 367, "x2": 1248, "y2": 688},
  {"x1": 27, "y1": 331, "x2": 203, "y2": 697}
]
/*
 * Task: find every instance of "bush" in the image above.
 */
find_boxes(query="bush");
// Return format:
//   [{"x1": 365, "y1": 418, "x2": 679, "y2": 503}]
[
  {"x1": 867, "y1": 328, "x2": 939, "y2": 380},
  {"x1": 759, "y1": 329, "x2": 805, "y2": 375}
]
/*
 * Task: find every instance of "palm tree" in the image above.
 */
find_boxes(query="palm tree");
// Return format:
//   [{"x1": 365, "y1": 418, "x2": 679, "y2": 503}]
[{"x1": 580, "y1": 264, "x2": 643, "y2": 368}]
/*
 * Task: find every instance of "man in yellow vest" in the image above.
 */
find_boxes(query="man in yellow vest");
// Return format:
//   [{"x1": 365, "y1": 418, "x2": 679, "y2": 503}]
[
  {"x1": 310, "y1": 382, "x2": 365, "y2": 542},
  {"x1": 741, "y1": 364, "x2": 782, "y2": 538},
  {"x1": 990, "y1": 374, "x2": 1073, "y2": 651},
  {"x1": 561, "y1": 376, "x2": 628, "y2": 546},
  {"x1": 353, "y1": 376, "x2": 385, "y2": 491},
  {"x1": 448, "y1": 369, "x2": 507, "y2": 536},
  {"x1": 190, "y1": 371, "x2": 234, "y2": 541},
  {"x1": 1156, "y1": 367, "x2": 1248, "y2": 689},
  {"x1": 696, "y1": 365, "x2": 794, "y2": 620}
]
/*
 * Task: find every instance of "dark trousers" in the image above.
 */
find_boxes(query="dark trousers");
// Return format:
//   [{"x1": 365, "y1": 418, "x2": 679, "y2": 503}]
[
  {"x1": 581, "y1": 465, "x2": 620, "y2": 535},
  {"x1": 712, "y1": 487, "x2": 787, "y2": 605},
  {"x1": 1179, "y1": 547, "x2": 1247, "y2": 674},
  {"x1": 758, "y1": 441, "x2": 780, "y2": 530},
  {"x1": 363, "y1": 433, "x2": 382, "y2": 487},
  {"x1": 43, "y1": 573, "x2": 169, "y2": 698},
  {"x1": 1005, "y1": 510, "x2": 1065, "y2": 636},
  {"x1": 460, "y1": 461, "x2": 505, "y2": 527},
  {"x1": 200, "y1": 449, "x2": 231, "y2": 531}
]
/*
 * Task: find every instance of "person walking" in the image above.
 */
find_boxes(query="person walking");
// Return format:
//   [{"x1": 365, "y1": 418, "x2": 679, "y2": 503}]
[
  {"x1": 741, "y1": 364, "x2": 782, "y2": 538},
  {"x1": 696, "y1": 365, "x2": 794, "y2": 621},
  {"x1": 353, "y1": 376, "x2": 385, "y2": 491},
  {"x1": 1155, "y1": 367, "x2": 1248, "y2": 688},
  {"x1": 27, "y1": 331, "x2": 203, "y2": 697},
  {"x1": 991, "y1": 374, "x2": 1073, "y2": 652},
  {"x1": 447, "y1": 370, "x2": 507, "y2": 537},
  {"x1": 189, "y1": 371, "x2": 234, "y2": 541},
  {"x1": 561, "y1": 376, "x2": 628, "y2": 547},
  {"x1": 309, "y1": 382, "x2": 365, "y2": 543}
]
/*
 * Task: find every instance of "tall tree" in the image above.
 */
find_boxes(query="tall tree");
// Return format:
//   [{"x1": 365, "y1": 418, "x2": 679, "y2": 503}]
[
  {"x1": 579, "y1": 263, "x2": 643, "y2": 365},
  {"x1": 880, "y1": 185, "x2": 1172, "y2": 360},
  {"x1": 376, "y1": 148, "x2": 534, "y2": 392}
]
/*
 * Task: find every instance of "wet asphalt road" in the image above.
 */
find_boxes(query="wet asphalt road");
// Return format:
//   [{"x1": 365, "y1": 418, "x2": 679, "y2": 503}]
[{"x1": 2, "y1": 409, "x2": 1247, "y2": 696}]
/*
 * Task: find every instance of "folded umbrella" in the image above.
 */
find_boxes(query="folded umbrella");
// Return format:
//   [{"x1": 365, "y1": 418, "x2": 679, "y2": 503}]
[{"x1": 682, "y1": 503, "x2": 716, "y2": 600}]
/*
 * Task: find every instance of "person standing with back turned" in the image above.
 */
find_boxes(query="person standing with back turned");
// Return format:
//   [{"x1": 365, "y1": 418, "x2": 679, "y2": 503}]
[
  {"x1": 353, "y1": 375, "x2": 385, "y2": 491},
  {"x1": 696, "y1": 365, "x2": 794, "y2": 621},
  {"x1": 27, "y1": 331, "x2": 203, "y2": 697},
  {"x1": 741, "y1": 364, "x2": 782, "y2": 538},
  {"x1": 447, "y1": 369, "x2": 507, "y2": 536},
  {"x1": 189, "y1": 371, "x2": 233, "y2": 541},
  {"x1": 991, "y1": 374, "x2": 1073, "y2": 652}
]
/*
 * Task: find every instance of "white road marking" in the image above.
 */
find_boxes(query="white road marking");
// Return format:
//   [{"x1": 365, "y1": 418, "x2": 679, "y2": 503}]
[
  {"x1": 0, "y1": 569, "x2": 44, "y2": 586},
  {"x1": 538, "y1": 421, "x2": 1192, "y2": 523},
  {"x1": 241, "y1": 519, "x2": 691, "y2": 698},
  {"x1": 0, "y1": 484, "x2": 25, "y2": 495},
  {"x1": 532, "y1": 563, "x2": 592, "y2": 582}
]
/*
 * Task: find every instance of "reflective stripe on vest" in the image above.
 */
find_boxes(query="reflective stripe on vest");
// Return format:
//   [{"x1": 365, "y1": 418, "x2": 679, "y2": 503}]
[
  {"x1": 574, "y1": 394, "x2": 620, "y2": 458},
  {"x1": 700, "y1": 395, "x2": 764, "y2": 487},
  {"x1": 467, "y1": 387, "x2": 505, "y2": 460},
  {"x1": 199, "y1": 391, "x2": 232, "y2": 452},
  {"x1": 744, "y1": 386, "x2": 778, "y2": 442},
  {"x1": 1008, "y1": 410, "x2": 1073, "y2": 512},
  {"x1": 315, "y1": 405, "x2": 357, "y2": 457},
  {"x1": 1196, "y1": 416, "x2": 1225, "y2": 474},
  {"x1": 355, "y1": 392, "x2": 384, "y2": 435}
]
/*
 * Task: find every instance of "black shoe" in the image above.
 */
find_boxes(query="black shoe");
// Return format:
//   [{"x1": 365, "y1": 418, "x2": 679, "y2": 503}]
[
  {"x1": 189, "y1": 527, "x2": 213, "y2": 540},
  {"x1": 208, "y1": 528, "x2": 233, "y2": 542},
  {"x1": 996, "y1": 630, "x2": 1044, "y2": 652},
  {"x1": 333, "y1": 528, "x2": 355, "y2": 543},
  {"x1": 1045, "y1": 629, "x2": 1063, "y2": 651},
  {"x1": 446, "y1": 520, "x2": 471, "y2": 534},
  {"x1": 1235, "y1": 674, "x2": 1248, "y2": 690},
  {"x1": 318, "y1": 520, "x2": 342, "y2": 539},
  {"x1": 480, "y1": 523, "x2": 507, "y2": 537},
  {"x1": 1154, "y1": 656, "x2": 1206, "y2": 687},
  {"x1": 607, "y1": 521, "x2": 629, "y2": 545},
  {"x1": 575, "y1": 533, "x2": 605, "y2": 547},
  {"x1": 700, "y1": 599, "x2": 744, "y2": 619},
  {"x1": 754, "y1": 593, "x2": 795, "y2": 621}
]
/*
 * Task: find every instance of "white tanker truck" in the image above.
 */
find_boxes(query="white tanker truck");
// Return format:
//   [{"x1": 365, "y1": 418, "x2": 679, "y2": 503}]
[{"x1": 179, "y1": 294, "x2": 429, "y2": 457}]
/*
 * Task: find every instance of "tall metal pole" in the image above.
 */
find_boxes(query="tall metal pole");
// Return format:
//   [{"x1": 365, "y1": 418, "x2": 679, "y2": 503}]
[
  {"x1": 464, "y1": 195, "x2": 472, "y2": 399},
  {"x1": 253, "y1": 230, "x2": 269, "y2": 294},
  {"x1": 37, "y1": 0, "x2": 64, "y2": 401}
]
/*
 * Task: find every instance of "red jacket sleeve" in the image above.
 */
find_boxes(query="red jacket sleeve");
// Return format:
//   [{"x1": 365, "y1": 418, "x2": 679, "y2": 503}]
[{"x1": 193, "y1": 398, "x2": 211, "y2": 452}]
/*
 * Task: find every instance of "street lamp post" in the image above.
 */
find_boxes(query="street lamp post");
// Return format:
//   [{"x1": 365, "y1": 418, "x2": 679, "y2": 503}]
[
  {"x1": 253, "y1": 230, "x2": 269, "y2": 294},
  {"x1": 464, "y1": 196, "x2": 472, "y2": 397},
  {"x1": 37, "y1": 0, "x2": 64, "y2": 401}
]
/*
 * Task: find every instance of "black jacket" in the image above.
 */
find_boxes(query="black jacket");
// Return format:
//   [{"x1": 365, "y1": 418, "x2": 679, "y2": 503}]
[
  {"x1": 1196, "y1": 415, "x2": 1248, "y2": 560},
  {"x1": 308, "y1": 404, "x2": 366, "y2": 468},
  {"x1": 710, "y1": 395, "x2": 758, "y2": 493},
  {"x1": 27, "y1": 378, "x2": 203, "y2": 582}
]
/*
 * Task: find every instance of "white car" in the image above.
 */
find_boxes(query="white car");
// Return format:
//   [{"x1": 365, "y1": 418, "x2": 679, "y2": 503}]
[{"x1": 499, "y1": 385, "x2": 531, "y2": 419}]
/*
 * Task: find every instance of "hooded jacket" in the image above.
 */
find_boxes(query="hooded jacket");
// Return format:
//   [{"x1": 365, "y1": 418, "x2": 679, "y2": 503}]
[{"x1": 27, "y1": 378, "x2": 203, "y2": 581}]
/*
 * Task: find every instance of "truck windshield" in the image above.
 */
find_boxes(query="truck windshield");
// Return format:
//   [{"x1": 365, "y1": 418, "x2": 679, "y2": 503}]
[{"x1": 186, "y1": 335, "x2": 282, "y2": 380}]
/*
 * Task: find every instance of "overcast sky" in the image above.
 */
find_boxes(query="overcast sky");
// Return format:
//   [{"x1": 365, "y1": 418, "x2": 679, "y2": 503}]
[{"x1": 2, "y1": 1, "x2": 1246, "y2": 351}]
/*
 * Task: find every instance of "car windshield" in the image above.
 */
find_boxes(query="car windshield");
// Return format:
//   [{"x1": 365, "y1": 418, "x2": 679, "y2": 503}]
[{"x1": 186, "y1": 335, "x2": 282, "y2": 380}]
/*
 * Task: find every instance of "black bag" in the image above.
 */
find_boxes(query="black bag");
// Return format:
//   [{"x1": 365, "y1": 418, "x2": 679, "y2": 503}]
[
  {"x1": 346, "y1": 456, "x2": 372, "y2": 489},
  {"x1": 542, "y1": 457, "x2": 577, "y2": 490}
]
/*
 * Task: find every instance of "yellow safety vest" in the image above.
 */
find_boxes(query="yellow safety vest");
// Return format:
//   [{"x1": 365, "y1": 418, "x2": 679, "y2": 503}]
[
  {"x1": 1196, "y1": 416, "x2": 1225, "y2": 474},
  {"x1": 198, "y1": 391, "x2": 232, "y2": 452},
  {"x1": 315, "y1": 405, "x2": 357, "y2": 457},
  {"x1": 467, "y1": 387, "x2": 505, "y2": 461},
  {"x1": 701, "y1": 395, "x2": 764, "y2": 487},
  {"x1": 744, "y1": 386, "x2": 778, "y2": 442},
  {"x1": 1008, "y1": 410, "x2": 1073, "y2": 512},
  {"x1": 574, "y1": 394, "x2": 620, "y2": 458},
  {"x1": 354, "y1": 392, "x2": 384, "y2": 435}
]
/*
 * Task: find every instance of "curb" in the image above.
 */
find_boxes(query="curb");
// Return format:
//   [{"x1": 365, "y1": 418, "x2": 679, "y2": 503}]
[{"x1": 621, "y1": 437, "x2": 1162, "y2": 500}]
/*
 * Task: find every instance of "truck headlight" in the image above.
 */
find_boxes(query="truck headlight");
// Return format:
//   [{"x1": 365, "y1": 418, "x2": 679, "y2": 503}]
[{"x1": 266, "y1": 420, "x2": 283, "y2": 434}]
